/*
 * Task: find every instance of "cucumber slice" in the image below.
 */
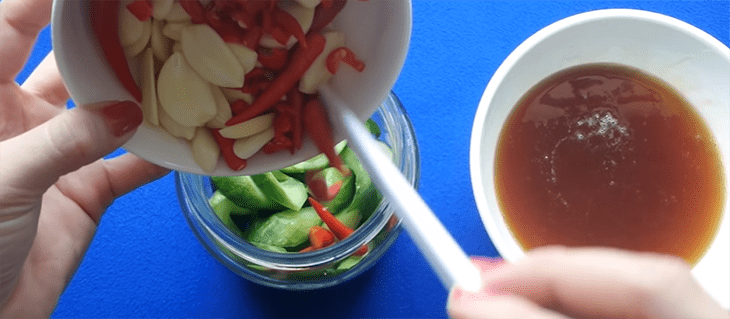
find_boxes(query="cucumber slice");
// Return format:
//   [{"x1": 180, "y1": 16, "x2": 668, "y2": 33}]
[
  {"x1": 365, "y1": 119, "x2": 381, "y2": 138},
  {"x1": 251, "y1": 171, "x2": 308, "y2": 211},
  {"x1": 211, "y1": 175, "x2": 284, "y2": 210},
  {"x1": 323, "y1": 174, "x2": 355, "y2": 214},
  {"x1": 336, "y1": 255, "x2": 364, "y2": 270},
  {"x1": 251, "y1": 242, "x2": 288, "y2": 253},
  {"x1": 209, "y1": 190, "x2": 251, "y2": 238},
  {"x1": 247, "y1": 207, "x2": 322, "y2": 247},
  {"x1": 280, "y1": 140, "x2": 348, "y2": 174}
]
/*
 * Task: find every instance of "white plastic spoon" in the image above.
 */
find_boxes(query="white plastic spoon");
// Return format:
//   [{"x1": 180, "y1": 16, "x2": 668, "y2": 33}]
[{"x1": 319, "y1": 86, "x2": 483, "y2": 293}]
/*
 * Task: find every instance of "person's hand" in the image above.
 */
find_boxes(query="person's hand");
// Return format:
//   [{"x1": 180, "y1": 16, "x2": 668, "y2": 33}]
[
  {"x1": 447, "y1": 247, "x2": 729, "y2": 319},
  {"x1": 0, "y1": 0, "x2": 169, "y2": 317}
]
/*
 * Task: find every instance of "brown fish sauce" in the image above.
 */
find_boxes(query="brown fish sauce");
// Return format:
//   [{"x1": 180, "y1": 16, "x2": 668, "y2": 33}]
[{"x1": 495, "y1": 63, "x2": 725, "y2": 265}]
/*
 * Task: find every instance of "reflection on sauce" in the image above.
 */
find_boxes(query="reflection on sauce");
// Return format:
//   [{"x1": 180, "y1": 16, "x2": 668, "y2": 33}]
[{"x1": 495, "y1": 64, "x2": 725, "y2": 265}]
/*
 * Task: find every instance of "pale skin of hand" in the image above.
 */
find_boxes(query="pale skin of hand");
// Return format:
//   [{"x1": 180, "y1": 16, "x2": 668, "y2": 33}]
[
  {"x1": 447, "y1": 247, "x2": 730, "y2": 319},
  {"x1": 0, "y1": 0, "x2": 169, "y2": 317}
]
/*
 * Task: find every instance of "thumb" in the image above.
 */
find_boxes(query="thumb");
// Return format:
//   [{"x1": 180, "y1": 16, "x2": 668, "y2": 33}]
[{"x1": 0, "y1": 100, "x2": 143, "y2": 195}]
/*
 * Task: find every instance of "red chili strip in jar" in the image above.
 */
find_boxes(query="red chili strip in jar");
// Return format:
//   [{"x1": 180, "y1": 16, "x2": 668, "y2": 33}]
[{"x1": 326, "y1": 47, "x2": 365, "y2": 74}]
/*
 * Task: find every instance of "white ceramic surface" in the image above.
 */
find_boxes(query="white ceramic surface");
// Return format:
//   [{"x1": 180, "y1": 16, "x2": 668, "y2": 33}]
[
  {"x1": 470, "y1": 9, "x2": 730, "y2": 308},
  {"x1": 51, "y1": 0, "x2": 412, "y2": 176}
]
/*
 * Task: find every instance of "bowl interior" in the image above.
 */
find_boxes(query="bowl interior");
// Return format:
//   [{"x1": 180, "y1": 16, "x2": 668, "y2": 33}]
[
  {"x1": 470, "y1": 9, "x2": 730, "y2": 308},
  {"x1": 51, "y1": 0, "x2": 412, "y2": 176}
]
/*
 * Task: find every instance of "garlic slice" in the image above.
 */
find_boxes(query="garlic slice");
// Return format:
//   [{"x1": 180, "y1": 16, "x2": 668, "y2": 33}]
[
  {"x1": 163, "y1": 1, "x2": 191, "y2": 23},
  {"x1": 157, "y1": 52, "x2": 217, "y2": 127},
  {"x1": 227, "y1": 43, "x2": 258, "y2": 74},
  {"x1": 206, "y1": 85, "x2": 233, "y2": 129},
  {"x1": 299, "y1": 31, "x2": 346, "y2": 94},
  {"x1": 159, "y1": 107, "x2": 196, "y2": 140},
  {"x1": 150, "y1": 19, "x2": 170, "y2": 62},
  {"x1": 221, "y1": 88, "x2": 254, "y2": 104},
  {"x1": 162, "y1": 22, "x2": 190, "y2": 41},
  {"x1": 180, "y1": 24, "x2": 244, "y2": 88},
  {"x1": 295, "y1": 0, "x2": 321, "y2": 9},
  {"x1": 124, "y1": 18, "x2": 152, "y2": 58},
  {"x1": 140, "y1": 48, "x2": 159, "y2": 126},
  {"x1": 219, "y1": 113, "x2": 275, "y2": 139},
  {"x1": 119, "y1": 1, "x2": 146, "y2": 47},
  {"x1": 233, "y1": 127, "x2": 275, "y2": 159},
  {"x1": 191, "y1": 127, "x2": 220, "y2": 173},
  {"x1": 151, "y1": 0, "x2": 174, "y2": 20}
]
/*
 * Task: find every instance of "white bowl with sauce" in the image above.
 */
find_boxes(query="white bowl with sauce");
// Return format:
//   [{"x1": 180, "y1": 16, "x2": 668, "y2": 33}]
[{"x1": 470, "y1": 9, "x2": 730, "y2": 308}]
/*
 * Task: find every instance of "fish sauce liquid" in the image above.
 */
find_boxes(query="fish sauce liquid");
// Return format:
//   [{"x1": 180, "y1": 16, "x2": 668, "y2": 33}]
[{"x1": 495, "y1": 63, "x2": 725, "y2": 265}]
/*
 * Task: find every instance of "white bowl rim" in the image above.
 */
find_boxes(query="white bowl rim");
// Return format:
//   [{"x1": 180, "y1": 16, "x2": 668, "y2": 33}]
[{"x1": 470, "y1": 7, "x2": 730, "y2": 308}]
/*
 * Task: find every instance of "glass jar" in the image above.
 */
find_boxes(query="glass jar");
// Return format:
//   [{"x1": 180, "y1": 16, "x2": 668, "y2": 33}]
[{"x1": 175, "y1": 92, "x2": 420, "y2": 290}]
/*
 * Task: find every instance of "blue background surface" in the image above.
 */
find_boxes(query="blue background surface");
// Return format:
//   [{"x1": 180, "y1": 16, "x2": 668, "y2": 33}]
[{"x1": 14, "y1": 1, "x2": 729, "y2": 318}]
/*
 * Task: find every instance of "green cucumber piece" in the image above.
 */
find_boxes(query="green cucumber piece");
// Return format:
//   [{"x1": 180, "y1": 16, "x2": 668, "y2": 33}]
[
  {"x1": 339, "y1": 146, "x2": 383, "y2": 219},
  {"x1": 212, "y1": 175, "x2": 284, "y2": 210},
  {"x1": 280, "y1": 140, "x2": 348, "y2": 174},
  {"x1": 336, "y1": 255, "x2": 364, "y2": 270},
  {"x1": 247, "y1": 207, "x2": 322, "y2": 248},
  {"x1": 365, "y1": 119, "x2": 381, "y2": 138},
  {"x1": 209, "y1": 190, "x2": 252, "y2": 238},
  {"x1": 323, "y1": 174, "x2": 355, "y2": 214},
  {"x1": 251, "y1": 242, "x2": 288, "y2": 253},
  {"x1": 251, "y1": 171, "x2": 308, "y2": 211}
]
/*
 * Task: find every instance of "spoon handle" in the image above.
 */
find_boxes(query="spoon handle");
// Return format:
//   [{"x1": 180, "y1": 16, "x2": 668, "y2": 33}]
[{"x1": 320, "y1": 87, "x2": 482, "y2": 292}]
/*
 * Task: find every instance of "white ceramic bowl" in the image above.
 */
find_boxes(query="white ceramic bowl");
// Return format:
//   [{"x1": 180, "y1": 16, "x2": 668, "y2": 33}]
[
  {"x1": 51, "y1": 0, "x2": 412, "y2": 175},
  {"x1": 470, "y1": 9, "x2": 730, "y2": 308}
]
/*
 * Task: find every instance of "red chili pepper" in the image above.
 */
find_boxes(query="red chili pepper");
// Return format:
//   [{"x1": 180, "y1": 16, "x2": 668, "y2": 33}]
[
  {"x1": 326, "y1": 47, "x2": 365, "y2": 74},
  {"x1": 230, "y1": 99, "x2": 251, "y2": 115},
  {"x1": 308, "y1": 225, "x2": 336, "y2": 248},
  {"x1": 269, "y1": 27, "x2": 291, "y2": 46},
  {"x1": 262, "y1": 135, "x2": 293, "y2": 154},
  {"x1": 257, "y1": 47, "x2": 289, "y2": 71},
  {"x1": 90, "y1": 0, "x2": 142, "y2": 102},
  {"x1": 211, "y1": 129, "x2": 247, "y2": 171},
  {"x1": 309, "y1": 0, "x2": 347, "y2": 34},
  {"x1": 179, "y1": 0, "x2": 207, "y2": 24},
  {"x1": 272, "y1": 8, "x2": 307, "y2": 48},
  {"x1": 240, "y1": 26, "x2": 263, "y2": 50},
  {"x1": 126, "y1": 0, "x2": 153, "y2": 21},
  {"x1": 226, "y1": 33, "x2": 326, "y2": 126},
  {"x1": 308, "y1": 177, "x2": 343, "y2": 202},
  {"x1": 302, "y1": 99, "x2": 345, "y2": 171},
  {"x1": 273, "y1": 110, "x2": 293, "y2": 136},
  {"x1": 308, "y1": 197, "x2": 368, "y2": 256}
]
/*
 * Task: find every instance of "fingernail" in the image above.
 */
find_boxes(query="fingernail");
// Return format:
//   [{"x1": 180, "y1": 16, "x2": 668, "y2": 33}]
[{"x1": 101, "y1": 101, "x2": 143, "y2": 137}]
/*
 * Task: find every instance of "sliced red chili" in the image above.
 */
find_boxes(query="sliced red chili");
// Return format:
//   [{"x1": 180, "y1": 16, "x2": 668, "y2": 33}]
[
  {"x1": 226, "y1": 33, "x2": 327, "y2": 126},
  {"x1": 272, "y1": 110, "x2": 294, "y2": 136},
  {"x1": 262, "y1": 135, "x2": 293, "y2": 154},
  {"x1": 179, "y1": 0, "x2": 207, "y2": 24},
  {"x1": 272, "y1": 8, "x2": 307, "y2": 48},
  {"x1": 240, "y1": 26, "x2": 263, "y2": 50},
  {"x1": 309, "y1": 0, "x2": 347, "y2": 34},
  {"x1": 90, "y1": 0, "x2": 142, "y2": 102},
  {"x1": 308, "y1": 225, "x2": 336, "y2": 249},
  {"x1": 126, "y1": 0, "x2": 153, "y2": 21},
  {"x1": 302, "y1": 99, "x2": 345, "y2": 171},
  {"x1": 326, "y1": 47, "x2": 365, "y2": 74},
  {"x1": 211, "y1": 129, "x2": 247, "y2": 171},
  {"x1": 269, "y1": 27, "x2": 291, "y2": 46},
  {"x1": 257, "y1": 47, "x2": 289, "y2": 71},
  {"x1": 230, "y1": 99, "x2": 251, "y2": 115},
  {"x1": 308, "y1": 197, "x2": 368, "y2": 256},
  {"x1": 286, "y1": 88, "x2": 305, "y2": 150}
]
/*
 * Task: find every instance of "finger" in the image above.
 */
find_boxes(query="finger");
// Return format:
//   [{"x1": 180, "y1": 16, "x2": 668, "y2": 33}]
[
  {"x1": 21, "y1": 51, "x2": 70, "y2": 106},
  {"x1": 447, "y1": 286, "x2": 571, "y2": 319},
  {"x1": 0, "y1": 100, "x2": 143, "y2": 197},
  {"x1": 482, "y1": 246, "x2": 726, "y2": 319},
  {"x1": 0, "y1": 0, "x2": 53, "y2": 82},
  {"x1": 55, "y1": 153, "x2": 169, "y2": 224}
]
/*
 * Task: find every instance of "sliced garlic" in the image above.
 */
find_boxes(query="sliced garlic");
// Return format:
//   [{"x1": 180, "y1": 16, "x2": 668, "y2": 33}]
[
  {"x1": 150, "y1": 19, "x2": 170, "y2": 62},
  {"x1": 119, "y1": 1, "x2": 146, "y2": 47},
  {"x1": 259, "y1": 1, "x2": 315, "y2": 49},
  {"x1": 159, "y1": 107, "x2": 196, "y2": 140},
  {"x1": 180, "y1": 24, "x2": 244, "y2": 88},
  {"x1": 233, "y1": 127, "x2": 275, "y2": 159},
  {"x1": 124, "y1": 18, "x2": 152, "y2": 58},
  {"x1": 206, "y1": 85, "x2": 233, "y2": 129},
  {"x1": 151, "y1": 0, "x2": 174, "y2": 20},
  {"x1": 219, "y1": 113, "x2": 275, "y2": 139},
  {"x1": 227, "y1": 43, "x2": 258, "y2": 74},
  {"x1": 157, "y1": 52, "x2": 217, "y2": 127},
  {"x1": 140, "y1": 48, "x2": 158, "y2": 126},
  {"x1": 221, "y1": 88, "x2": 254, "y2": 104},
  {"x1": 163, "y1": 1, "x2": 191, "y2": 23},
  {"x1": 295, "y1": 0, "x2": 321, "y2": 9},
  {"x1": 161, "y1": 21, "x2": 190, "y2": 41},
  {"x1": 299, "y1": 31, "x2": 346, "y2": 93},
  {"x1": 191, "y1": 127, "x2": 220, "y2": 173}
]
